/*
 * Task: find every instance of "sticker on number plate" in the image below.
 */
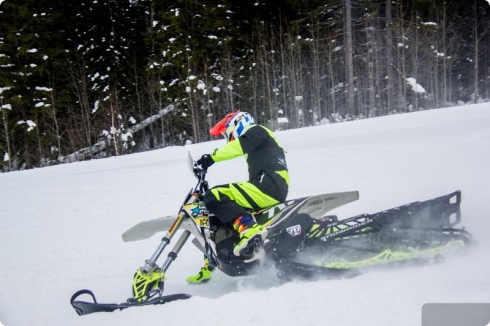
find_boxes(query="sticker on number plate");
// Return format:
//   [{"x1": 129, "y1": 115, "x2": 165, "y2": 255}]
[{"x1": 286, "y1": 225, "x2": 302, "y2": 236}]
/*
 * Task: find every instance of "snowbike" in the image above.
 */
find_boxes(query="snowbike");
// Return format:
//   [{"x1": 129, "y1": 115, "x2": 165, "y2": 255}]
[{"x1": 70, "y1": 152, "x2": 475, "y2": 316}]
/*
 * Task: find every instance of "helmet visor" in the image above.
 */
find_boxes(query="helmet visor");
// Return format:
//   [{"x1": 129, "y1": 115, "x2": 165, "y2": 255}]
[{"x1": 209, "y1": 111, "x2": 240, "y2": 138}]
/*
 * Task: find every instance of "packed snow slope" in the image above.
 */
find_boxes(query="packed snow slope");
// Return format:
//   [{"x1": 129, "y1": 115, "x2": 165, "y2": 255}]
[{"x1": 1, "y1": 103, "x2": 489, "y2": 326}]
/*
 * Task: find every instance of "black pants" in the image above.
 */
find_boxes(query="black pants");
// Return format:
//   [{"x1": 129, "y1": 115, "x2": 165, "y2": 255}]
[{"x1": 204, "y1": 173, "x2": 287, "y2": 225}]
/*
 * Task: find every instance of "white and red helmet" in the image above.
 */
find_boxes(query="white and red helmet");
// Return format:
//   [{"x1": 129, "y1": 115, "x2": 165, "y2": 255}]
[{"x1": 210, "y1": 110, "x2": 255, "y2": 142}]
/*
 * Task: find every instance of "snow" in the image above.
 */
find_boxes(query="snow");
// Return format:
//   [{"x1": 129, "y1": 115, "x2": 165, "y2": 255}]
[
  {"x1": 1, "y1": 103, "x2": 490, "y2": 326},
  {"x1": 196, "y1": 80, "x2": 206, "y2": 90},
  {"x1": 16, "y1": 119, "x2": 36, "y2": 132},
  {"x1": 35, "y1": 87, "x2": 52, "y2": 92},
  {"x1": 406, "y1": 77, "x2": 427, "y2": 94},
  {"x1": 0, "y1": 87, "x2": 12, "y2": 95}
]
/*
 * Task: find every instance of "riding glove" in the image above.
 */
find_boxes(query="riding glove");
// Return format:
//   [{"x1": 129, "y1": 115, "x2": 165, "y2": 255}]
[{"x1": 197, "y1": 154, "x2": 215, "y2": 170}]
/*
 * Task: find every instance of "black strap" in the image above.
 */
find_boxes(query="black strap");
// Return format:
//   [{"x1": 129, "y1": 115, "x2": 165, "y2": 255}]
[{"x1": 71, "y1": 289, "x2": 97, "y2": 305}]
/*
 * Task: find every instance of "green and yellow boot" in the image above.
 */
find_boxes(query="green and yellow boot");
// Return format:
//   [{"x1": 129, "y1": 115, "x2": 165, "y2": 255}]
[
  {"x1": 232, "y1": 214, "x2": 268, "y2": 257},
  {"x1": 186, "y1": 259, "x2": 214, "y2": 284}
]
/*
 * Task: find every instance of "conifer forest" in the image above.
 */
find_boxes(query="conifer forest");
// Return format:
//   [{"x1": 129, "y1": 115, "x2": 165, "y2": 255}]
[{"x1": 1, "y1": 0, "x2": 489, "y2": 171}]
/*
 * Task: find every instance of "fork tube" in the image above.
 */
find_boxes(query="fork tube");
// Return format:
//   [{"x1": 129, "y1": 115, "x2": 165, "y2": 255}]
[
  {"x1": 161, "y1": 230, "x2": 191, "y2": 271},
  {"x1": 148, "y1": 213, "x2": 184, "y2": 262},
  {"x1": 147, "y1": 193, "x2": 199, "y2": 264},
  {"x1": 149, "y1": 238, "x2": 170, "y2": 262}
]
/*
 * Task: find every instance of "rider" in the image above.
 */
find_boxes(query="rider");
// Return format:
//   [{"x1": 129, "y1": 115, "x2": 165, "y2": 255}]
[{"x1": 186, "y1": 110, "x2": 289, "y2": 284}]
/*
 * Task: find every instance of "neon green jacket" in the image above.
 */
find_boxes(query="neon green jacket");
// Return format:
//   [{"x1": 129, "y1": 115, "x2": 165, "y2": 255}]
[{"x1": 210, "y1": 125, "x2": 289, "y2": 201}]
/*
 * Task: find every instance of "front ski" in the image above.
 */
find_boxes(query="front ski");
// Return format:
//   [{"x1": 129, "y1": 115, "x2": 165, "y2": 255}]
[{"x1": 70, "y1": 289, "x2": 191, "y2": 316}]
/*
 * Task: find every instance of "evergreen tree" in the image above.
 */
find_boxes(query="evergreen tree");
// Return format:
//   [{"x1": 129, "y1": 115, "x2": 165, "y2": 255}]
[
  {"x1": 0, "y1": 0, "x2": 65, "y2": 169},
  {"x1": 0, "y1": 0, "x2": 489, "y2": 171}
]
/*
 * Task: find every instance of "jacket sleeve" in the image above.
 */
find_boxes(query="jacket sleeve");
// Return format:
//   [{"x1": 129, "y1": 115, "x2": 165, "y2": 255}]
[
  {"x1": 209, "y1": 125, "x2": 268, "y2": 162},
  {"x1": 210, "y1": 137, "x2": 244, "y2": 162}
]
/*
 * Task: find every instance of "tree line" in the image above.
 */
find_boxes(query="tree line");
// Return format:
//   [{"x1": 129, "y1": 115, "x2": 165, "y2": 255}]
[{"x1": 0, "y1": 0, "x2": 489, "y2": 171}]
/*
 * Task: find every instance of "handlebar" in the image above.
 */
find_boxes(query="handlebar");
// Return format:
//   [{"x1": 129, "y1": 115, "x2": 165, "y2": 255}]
[
  {"x1": 192, "y1": 163, "x2": 209, "y2": 193},
  {"x1": 192, "y1": 163, "x2": 206, "y2": 178},
  {"x1": 187, "y1": 152, "x2": 209, "y2": 193}
]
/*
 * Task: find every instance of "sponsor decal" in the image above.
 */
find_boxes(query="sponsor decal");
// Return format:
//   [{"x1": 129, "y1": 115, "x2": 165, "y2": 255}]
[
  {"x1": 168, "y1": 216, "x2": 181, "y2": 233},
  {"x1": 191, "y1": 207, "x2": 200, "y2": 216},
  {"x1": 277, "y1": 156, "x2": 287, "y2": 168},
  {"x1": 286, "y1": 224, "x2": 302, "y2": 236},
  {"x1": 268, "y1": 203, "x2": 286, "y2": 219},
  {"x1": 191, "y1": 205, "x2": 209, "y2": 217},
  {"x1": 194, "y1": 217, "x2": 209, "y2": 227},
  {"x1": 319, "y1": 218, "x2": 373, "y2": 241}
]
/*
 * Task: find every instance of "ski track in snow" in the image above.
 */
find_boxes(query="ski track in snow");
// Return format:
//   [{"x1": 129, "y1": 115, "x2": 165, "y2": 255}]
[{"x1": 0, "y1": 103, "x2": 489, "y2": 326}]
